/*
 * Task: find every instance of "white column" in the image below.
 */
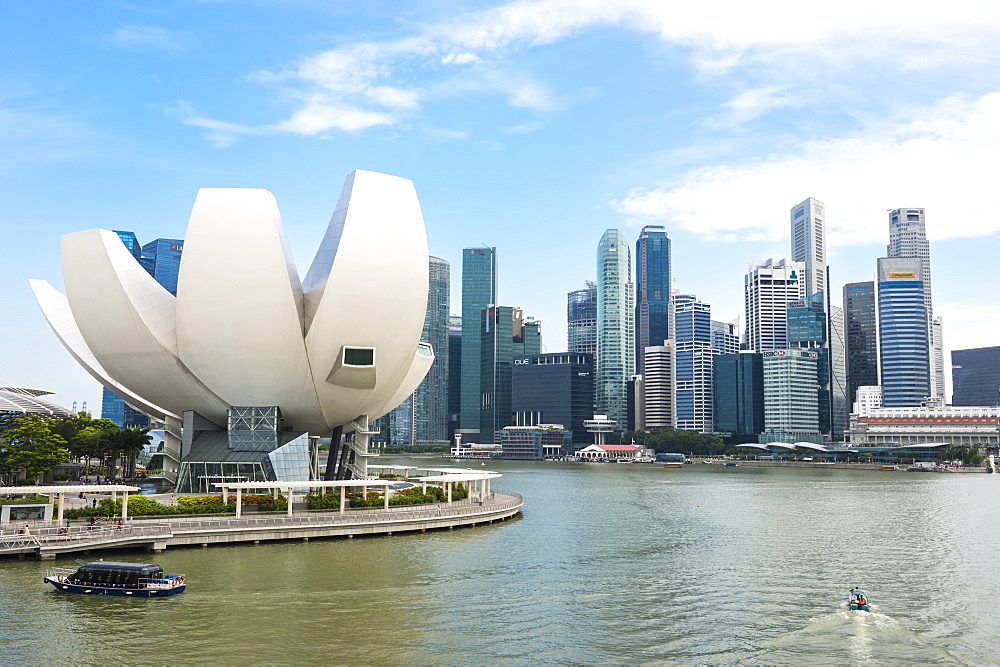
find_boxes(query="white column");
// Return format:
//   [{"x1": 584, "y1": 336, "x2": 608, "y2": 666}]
[
  {"x1": 447, "y1": 482, "x2": 452, "y2": 505},
  {"x1": 286, "y1": 488, "x2": 294, "y2": 516},
  {"x1": 236, "y1": 490, "x2": 243, "y2": 518},
  {"x1": 340, "y1": 486, "x2": 346, "y2": 514},
  {"x1": 57, "y1": 493, "x2": 65, "y2": 523},
  {"x1": 122, "y1": 492, "x2": 129, "y2": 522},
  {"x1": 384, "y1": 486, "x2": 390, "y2": 510},
  {"x1": 220, "y1": 486, "x2": 228, "y2": 504}
]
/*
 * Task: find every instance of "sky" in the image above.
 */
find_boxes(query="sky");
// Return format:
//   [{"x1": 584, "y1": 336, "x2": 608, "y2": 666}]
[{"x1": 2, "y1": 0, "x2": 999, "y2": 413}]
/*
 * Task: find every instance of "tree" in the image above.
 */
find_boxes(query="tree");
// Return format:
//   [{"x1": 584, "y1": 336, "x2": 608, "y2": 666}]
[
  {"x1": 0, "y1": 416, "x2": 70, "y2": 483},
  {"x1": 118, "y1": 427, "x2": 153, "y2": 476}
]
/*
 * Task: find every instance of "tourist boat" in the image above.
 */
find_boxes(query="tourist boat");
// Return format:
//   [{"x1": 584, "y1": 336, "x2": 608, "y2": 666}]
[
  {"x1": 44, "y1": 561, "x2": 186, "y2": 596},
  {"x1": 724, "y1": 462, "x2": 740, "y2": 467},
  {"x1": 848, "y1": 589, "x2": 870, "y2": 611}
]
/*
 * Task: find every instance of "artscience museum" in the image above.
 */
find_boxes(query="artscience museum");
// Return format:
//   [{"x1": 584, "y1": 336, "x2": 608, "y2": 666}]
[{"x1": 31, "y1": 170, "x2": 434, "y2": 491}]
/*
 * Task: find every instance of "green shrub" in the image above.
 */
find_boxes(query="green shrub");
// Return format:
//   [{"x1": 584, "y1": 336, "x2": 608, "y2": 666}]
[
  {"x1": 52, "y1": 473, "x2": 73, "y2": 481},
  {"x1": 305, "y1": 492, "x2": 342, "y2": 510}
]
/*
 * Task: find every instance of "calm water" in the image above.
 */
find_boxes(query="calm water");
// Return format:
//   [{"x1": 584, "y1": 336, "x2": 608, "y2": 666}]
[{"x1": 2, "y1": 460, "x2": 999, "y2": 664}]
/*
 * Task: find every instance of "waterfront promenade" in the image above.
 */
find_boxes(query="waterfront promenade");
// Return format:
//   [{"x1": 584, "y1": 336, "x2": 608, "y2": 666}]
[{"x1": 0, "y1": 491, "x2": 522, "y2": 560}]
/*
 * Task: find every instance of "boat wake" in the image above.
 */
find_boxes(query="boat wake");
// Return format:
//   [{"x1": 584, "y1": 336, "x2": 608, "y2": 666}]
[{"x1": 755, "y1": 609, "x2": 958, "y2": 663}]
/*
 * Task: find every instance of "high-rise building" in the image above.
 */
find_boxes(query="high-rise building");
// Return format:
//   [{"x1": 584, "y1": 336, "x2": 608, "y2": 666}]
[
  {"x1": 447, "y1": 314, "x2": 462, "y2": 440},
  {"x1": 952, "y1": 346, "x2": 1000, "y2": 407},
  {"x1": 711, "y1": 320, "x2": 739, "y2": 356},
  {"x1": 828, "y1": 305, "x2": 849, "y2": 438},
  {"x1": 744, "y1": 258, "x2": 805, "y2": 352},
  {"x1": 790, "y1": 198, "x2": 827, "y2": 304},
  {"x1": 413, "y1": 256, "x2": 450, "y2": 445},
  {"x1": 635, "y1": 225, "x2": 672, "y2": 374},
  {"x1": 568, "y1": 281, "x2": 598, "y2": 355},
  {"x1": 480, "y1": 307, "x2": 542, "y2": 443},
  {"x1": 140, "y1": 238, "x2": 184, "y2": 296},
  {"x1": 460, "y1": 247, "x2": 497, "y2": 432},
  {"x1": 761, "y1": 348, "x2": 821, "y2": 444},
  {"x1": 887, "y1": 208, "x2": 943, "y2": 398},
  {"x1": 512, "y1": 352, "x2": 595, "y2": 449},
  {"x1": 844, "y1": 281, "x2": 879, "y2": 409},
  {"x1": 786, "y1": 292, "x2": 828, "y2": 437},
  {"x1": 713, "y1": 352, "x2": 764, "y2": 441},
  {"x1": 674, "y1": 294, "x2": 714, "y2": 433},
  {"x1": 641, "y1": 343, "x2": 675, "y2": 430},
  {"x1": 876, "y1": 257, "x2": 930, "y2": 407},
  {"x1": 597, "y1": 230, "x2": 634, "y2": 429}
]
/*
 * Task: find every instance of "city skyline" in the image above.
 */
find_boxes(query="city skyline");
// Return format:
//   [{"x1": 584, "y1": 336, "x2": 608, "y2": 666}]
[{"x1": 3, "y1": 2, "x2": 999, "y2": 412}]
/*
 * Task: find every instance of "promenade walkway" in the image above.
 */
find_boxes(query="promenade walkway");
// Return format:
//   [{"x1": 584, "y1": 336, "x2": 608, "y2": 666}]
[{"x1": 0, "y1": 492, "x2": 523, "y2": 560}]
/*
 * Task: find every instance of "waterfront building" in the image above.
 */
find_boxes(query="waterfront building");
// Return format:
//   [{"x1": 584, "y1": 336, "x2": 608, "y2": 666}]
[
  {"x1": 641, "y1": 342, "x2": 675, "y2": 430},
  {"x1": 876, "y1": 257, "x2": 930, "y2": 407},
  {"x1": 567, "y1": 281, "x2": 598, "y2": 355},
  {"x1": 847, "y1": 405, "x2": 1000, "y2": 450},
  {"x1": 576, "y1": 443, "x2": 647, "y2": 460},
  {"x1": 711, "y1": 320, "x2": 739, "y2": 356},
  {"x1": 0, "y1": 385, "x2": 74, "y2": 420},
  {"x1": 413, "y1": 256, "x2": 450, "y2": 445},
  {"x1": 512, "y1": 352, "x2": 595, "y2": 449},
  {"x1": 460, "y1": 246, "x2": 497, "y2": 433},
  {"x1": 844, "y1": 281, "x2": 879, "y2": 409},
  {"x1": 853, "y1": 386, "x2": 883, "y2": 415},
  {"x1": 674, "y1": 294, "x2": 714, "y2": 433},
  {"x1": 761, "y1": 349, "x2": 821, "y2": 444},
  {"x1": 713, "y1": 352, "x2": 764, "y2": 442},
  {"x1": 744, "y1": 258, "x2": 806, "y2": 352},
  {"x1": 887, "y1": 208, "x2": 943, "y2": 399},
  {"x1": 597, "y1": 230, "x2": 634, "y2": 430},
  {"x1": 635, "y1": 225, "x2": 672, "y2": 374},
  {"x1": 480, "y1": 307, "x2": 542, "y2": 443},
  {"x1": 790, "y1": 198, "x2": 827, "y2": 306},
  {"x1": 498, "y1": 425, "x2": 571, "y2": 458},
  {"x1": 952, "y1": 346, "x2": 1000, "y2": 407},
  {"x1": 32, "y1": 170, "x2": 435, "y2": 488},
  {"x1": 786, "y1": 292, "x2": 828, "y2": 438}
]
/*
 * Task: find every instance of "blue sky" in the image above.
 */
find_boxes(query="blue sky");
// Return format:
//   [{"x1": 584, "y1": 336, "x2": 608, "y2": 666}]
[{"x1": 3, "y1": 0, "x2": 999, "y2": 412}]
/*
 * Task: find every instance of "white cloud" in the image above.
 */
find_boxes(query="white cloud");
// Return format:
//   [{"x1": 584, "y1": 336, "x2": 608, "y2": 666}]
[
  {"x1": 612, "y1": 92, "x2": 1000, "y2": 244},
  {"x1": 111, "y1": 25, "x2": 187, "y2": 56}
]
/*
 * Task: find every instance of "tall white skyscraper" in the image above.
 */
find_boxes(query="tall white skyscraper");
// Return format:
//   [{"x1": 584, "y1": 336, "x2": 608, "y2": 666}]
[
  {"x1": 744, "y1": 259, "x2": 806, "y2": 353},
  {"x1": 790, "y1": 198, "x2": 827, "y2": 303},
  {"x1": 597, "y1": 229, "x2": 634, "y2": 429},
  {"x1": 887, "y1": 208, "x2": 944, "y2": 399},
  {"x1": 641, "y1": 342, "x2": 675, "y2": 430}
]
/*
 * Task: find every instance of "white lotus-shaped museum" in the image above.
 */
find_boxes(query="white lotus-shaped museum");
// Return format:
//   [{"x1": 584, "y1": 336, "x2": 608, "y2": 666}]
[{"x1": 29, "y1": 170, "x2": 434, "y2": 439}]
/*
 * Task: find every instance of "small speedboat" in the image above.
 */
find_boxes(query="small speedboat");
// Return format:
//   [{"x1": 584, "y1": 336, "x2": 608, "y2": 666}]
[
  {"x1": 848, "y1": 588, "x2": 870, "y2": 611},
  {"x1": 45, "y1": 561, "x2": 186, "y2": 597}
]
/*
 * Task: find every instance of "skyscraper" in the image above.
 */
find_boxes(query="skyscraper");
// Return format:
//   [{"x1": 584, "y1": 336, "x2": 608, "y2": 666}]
[
  {"x1": 447, "y1": 314, "x2": 462, "y2": 439},
  {"x1": 711, "y1": 320, "x2": 739, "y2": 356},
  {"x1": 597, "y1": 230, "x2": 634, "y2": 430},
  {"x1": 413, "y1": 256, "x2": 450, "y2": 445},
  {"x1": 635, "y1": 225, "x2": 672, "y2": 374},
  {"x1": 762, "y1": 349, "x2": 821, "y2": 444},
  {"x1": 713, "y1": 352, "x2": 764, "y2": 441},
  {"x1": 140, "y1": 238, "x2": 184, "y2": 296},
  {"x1": 744, "y1": 258, "x2": 805, "y2": 352},
  {"x1": 887, "y1": 208, "x2": 943, "y2": 398},
  {"x1": 790, "y1": 198, "x2": 827, "y2": 304},
  {"x1": 843, "y1": 281, "x2": 879, "y2": 410},
  {"x1": 951, "y1": 346, "x2": 1000, "y2": 407},
  {"x1": 786, "y1": 292, "x2": 828, "y2": 436},
  {"x1": 674, "y1": 294, "x2": 714, "y2": 433},
  {"x1": 460, "y1": 247, "x2": 496, "y2": 432},
  {"x1": 480, "y1": 307, "x2": 541, "y2": 443},
  {"x1": 641, "y1": 342, "x2": 675, "y2": 430},
  {"x1": 567, "y1": 281, "x2": 598, "y2": 355},
  {"x1": 828, "y1": 305, "x2": 849, "y2": 438},
  {"x1": 876, "y1": 257, "x2": 930, "y2": 407}
]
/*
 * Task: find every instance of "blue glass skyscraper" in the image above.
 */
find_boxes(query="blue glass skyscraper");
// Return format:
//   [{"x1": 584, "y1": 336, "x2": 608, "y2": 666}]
[
  {"x1": 674, "y1": 294, "x2": 714, "y2": 433},
  {"x1": 141, "y1": 238, "x2": 184, "y2": 296},
  {"x1": 597, "y1": 230, "x2": 633, "y2": 429},
  {"x1": 568, "y1": 281, "x2": 598, "y2": 355},
  {"x1": 635, "y1": 225, "x2": 671, "y2": 374},
  {"x1": 877, "y1": 257, "x2": 930, "y2": 407}
]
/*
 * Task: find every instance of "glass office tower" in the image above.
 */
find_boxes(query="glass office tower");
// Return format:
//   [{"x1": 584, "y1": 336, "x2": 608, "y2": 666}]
[
  {"x1": 480, "y1": 307, "x2": 541, "y2": 443},
  {"x1": 512, "y1": 352, "x2": 595, "y2": 449},
  {"x1": 635, "y1": 225, "x2": 671, "y2": 374},
  {"x1": 412, "y1": 256, "x2": 450, "y2": 445},
  {"x1": 674, "y1": 294, "x2": 714, "y2": 433},
  {"x1": 460, "y1": 247, "x2": 497, "y2": 431},
  {"x1": 568, "y1": 281, "x2": 598, "y2": 355},
  {"x1": 597, "y1": 230, "x2": 634, "y2": 430},
  {"x1": 844, "y1": 281, "x2": 879, "y2": 409},
  {"x1": 877, "y1": 257, "x2": 930, "y2": 407},
  {"x1": 141, "y1": 238, "x2": 184, "y2": 296},
  {"x1": 951, "y1": 346, "x2": 1000, "y2": 407},
  {"x1": 713, "y1": 352, "x2": 764, "y2": 441}
]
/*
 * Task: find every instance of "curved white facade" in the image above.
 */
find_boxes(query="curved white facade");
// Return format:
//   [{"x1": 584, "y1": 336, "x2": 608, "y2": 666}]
[{"x1": 31, "y1": 170, "x2": 433, "y2": 434}]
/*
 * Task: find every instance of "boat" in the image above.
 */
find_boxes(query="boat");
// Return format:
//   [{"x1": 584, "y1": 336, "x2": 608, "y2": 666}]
[
  {"x1": 44, "y1": 561, "x2": 186, "y2": 597},
  {"x1": 662, "y1": 463, "x2": 684, "y2": 468},
  {"x1": 724, "y1": 462, "x2": 740, "y2": 467},
  {"x1": 848, "y1": 588, "x2": 870, "y2": 611}
]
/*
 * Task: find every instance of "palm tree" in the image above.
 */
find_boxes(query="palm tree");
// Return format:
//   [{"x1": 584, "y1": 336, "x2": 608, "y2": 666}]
[{"x1": 119, "y1": 427, "x2": 153, "y2": 479}]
